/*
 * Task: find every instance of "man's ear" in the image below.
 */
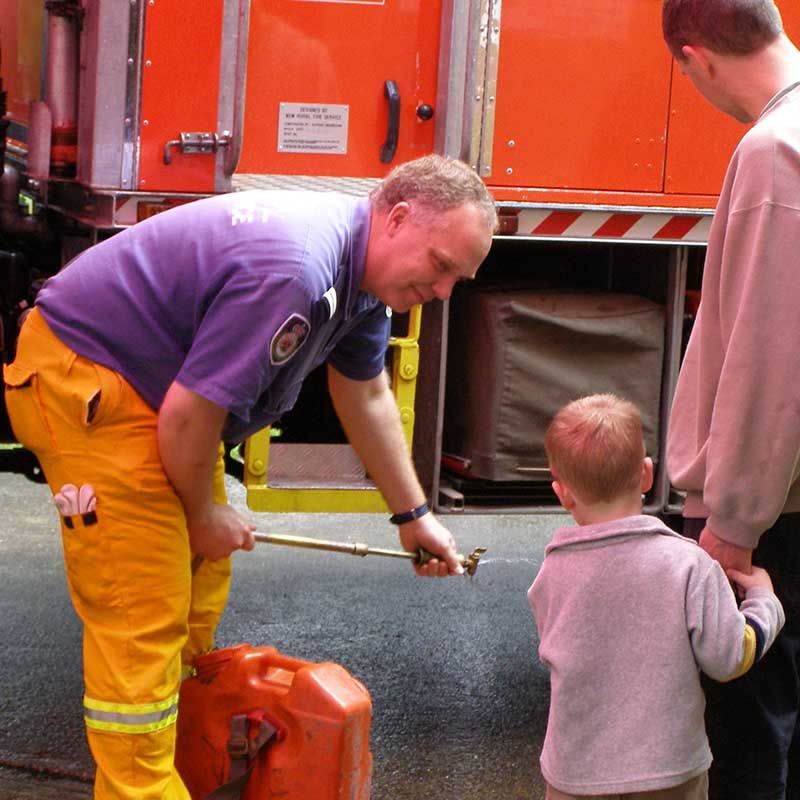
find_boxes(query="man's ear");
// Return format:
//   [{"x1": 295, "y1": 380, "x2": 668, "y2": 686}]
[
  {"x1": 385, "y1": 202, "x2": 411, "y2": 236},
  {"x1": 551, "y1": 480, "x2": 575, "y2": 511},
  {"x1": 681, "y1": 44, "x2": 715, "y2": 79},
  {"x1": 641, "y1": 456, "x2": 654, "y2": 494}
]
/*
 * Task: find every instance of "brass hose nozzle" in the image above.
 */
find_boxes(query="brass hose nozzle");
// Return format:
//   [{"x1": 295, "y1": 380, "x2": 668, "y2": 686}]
[{"x1": 252, "y1": 532, "x2": 487, "y2": 576}]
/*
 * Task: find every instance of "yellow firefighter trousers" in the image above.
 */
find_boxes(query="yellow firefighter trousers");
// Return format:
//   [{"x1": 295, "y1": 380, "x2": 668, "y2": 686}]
[{"x1": 3, "y1": 308, "x2": 231, "y2": 799}]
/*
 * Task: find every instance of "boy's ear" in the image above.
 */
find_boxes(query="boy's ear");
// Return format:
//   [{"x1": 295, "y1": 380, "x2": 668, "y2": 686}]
[
  {"x1": 551, "y1": 480, "x2": 575, "y2": 511},
  {"x1": 641, "y1": 456, "x2": 654, "y2": 494}
]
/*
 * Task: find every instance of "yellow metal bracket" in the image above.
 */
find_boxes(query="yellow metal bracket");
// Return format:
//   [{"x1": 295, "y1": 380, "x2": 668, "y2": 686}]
[
  {"x1": 389, "y1": 304, "x2": 421, "y2": 450},
  {"x1": 244, "y1": 305, "x2": 422, "y2": 512}
]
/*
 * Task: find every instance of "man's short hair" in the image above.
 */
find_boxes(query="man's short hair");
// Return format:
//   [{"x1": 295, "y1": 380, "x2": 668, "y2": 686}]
[
  {"x1": 371, "y1": 154, "x2": 498, "y2": 232},
  {"x1": 544, "y1": 394, "x2": 645, "y2": 504},
  {"x1": 663, "y1": 0, "x2": 783, "y2": 60}
]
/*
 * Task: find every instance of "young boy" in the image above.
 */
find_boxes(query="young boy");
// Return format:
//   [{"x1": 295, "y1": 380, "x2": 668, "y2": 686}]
[{"x1": 528, "y1": 394, "x2": 785, "y2": 800}]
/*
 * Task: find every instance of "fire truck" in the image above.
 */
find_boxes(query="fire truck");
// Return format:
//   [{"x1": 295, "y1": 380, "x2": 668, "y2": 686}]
[{"x1": 1, "y1": 0, "x2": 797, "y2": 517}]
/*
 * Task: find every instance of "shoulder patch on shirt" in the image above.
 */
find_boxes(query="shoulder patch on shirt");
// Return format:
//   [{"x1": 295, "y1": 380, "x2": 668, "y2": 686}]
[{"x1": 270, "y1": 314, "x2": 311, "y2": 365}]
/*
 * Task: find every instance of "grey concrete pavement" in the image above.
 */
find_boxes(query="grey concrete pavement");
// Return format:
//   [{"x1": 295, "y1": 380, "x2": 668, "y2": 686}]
[{"x1": 0, "y1": 468, "x2": 566, "y2": 799}]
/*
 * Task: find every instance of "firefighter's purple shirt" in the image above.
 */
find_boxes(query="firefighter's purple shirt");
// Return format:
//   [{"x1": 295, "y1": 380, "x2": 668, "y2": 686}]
[{"x1": 36, "y1": 190, "x2": 391, "y2": 441}]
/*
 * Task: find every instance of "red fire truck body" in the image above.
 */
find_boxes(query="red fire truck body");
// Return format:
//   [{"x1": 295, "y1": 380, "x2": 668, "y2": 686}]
[{"x1": 1, "y1": 0, "x2": 797, "y2": 514}]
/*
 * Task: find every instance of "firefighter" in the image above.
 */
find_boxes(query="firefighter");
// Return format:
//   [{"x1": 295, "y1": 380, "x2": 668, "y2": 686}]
[
  {"x1": 662, "y1": 1, "x2": 800, "y2": 798},
  {"x1": 2, "y1": 154, "x2": 496, "y2": 799}
]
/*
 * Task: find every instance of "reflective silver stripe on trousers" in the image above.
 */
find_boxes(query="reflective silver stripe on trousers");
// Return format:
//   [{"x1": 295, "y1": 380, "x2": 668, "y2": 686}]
[{"x1": 83, "y1": 701, "x2": 179, "y2": 727}]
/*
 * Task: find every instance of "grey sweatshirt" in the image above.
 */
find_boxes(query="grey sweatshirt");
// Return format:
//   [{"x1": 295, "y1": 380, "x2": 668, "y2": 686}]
[
  {"x1": 666, "y1": 82, "x2": 800, "y2": 548},
  {"x1": 528, "y1": 515, "x2": 784, "y2": 795}
]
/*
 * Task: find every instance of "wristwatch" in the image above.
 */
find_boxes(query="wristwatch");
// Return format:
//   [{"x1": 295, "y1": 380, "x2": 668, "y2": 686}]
[{"x1": 388, "y1": 502, "x2": 431, "y2": 525}]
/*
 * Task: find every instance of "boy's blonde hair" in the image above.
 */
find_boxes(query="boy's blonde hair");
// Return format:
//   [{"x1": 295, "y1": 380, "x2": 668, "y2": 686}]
[{"x1": 544, "y1": 394, "x2": 645, "y2": 504}]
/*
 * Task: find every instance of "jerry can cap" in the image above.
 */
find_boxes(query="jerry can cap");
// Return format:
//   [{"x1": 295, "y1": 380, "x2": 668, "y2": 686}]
[{"x1": 194, "y1": 644, "x2": 251, "y2": 675}]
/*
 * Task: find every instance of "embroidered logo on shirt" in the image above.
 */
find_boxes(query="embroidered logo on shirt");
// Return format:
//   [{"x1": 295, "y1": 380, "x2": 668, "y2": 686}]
[{"x1": 270, "y1": 314, "x2": 311, "y2": 365}]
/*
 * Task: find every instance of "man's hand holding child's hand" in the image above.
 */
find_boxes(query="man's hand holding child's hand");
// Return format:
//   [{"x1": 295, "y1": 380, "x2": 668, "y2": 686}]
[{"x1": 727, "y1": 565, "x2": 774, "y2": 600}]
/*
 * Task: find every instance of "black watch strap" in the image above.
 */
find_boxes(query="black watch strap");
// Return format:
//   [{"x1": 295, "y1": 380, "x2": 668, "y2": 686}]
[{"x1": 389, "y1": 502, "x2": 431, "y2": 525}]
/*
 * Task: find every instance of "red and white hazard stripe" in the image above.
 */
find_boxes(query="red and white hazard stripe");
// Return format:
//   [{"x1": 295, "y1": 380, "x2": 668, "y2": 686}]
[{"x1": 510, "y1": 208, "x2": 713, "y2": 243}]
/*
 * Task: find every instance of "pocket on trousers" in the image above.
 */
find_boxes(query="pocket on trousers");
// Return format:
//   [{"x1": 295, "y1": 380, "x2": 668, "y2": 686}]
[
  {"x1": 3, "y1": 361, "x2": 59, "y2": 454},
  {"x1": 61, "y1": 515, "x2": 118, "y2": 614},
  {"x1": 62, "y1": 355, "x2": 121, "y2": 430}
]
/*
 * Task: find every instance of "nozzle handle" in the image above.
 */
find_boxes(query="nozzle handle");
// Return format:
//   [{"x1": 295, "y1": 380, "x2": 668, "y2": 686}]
[
  {"x1": 415, "y1": 546, "x2": 486, "y2": 575},
  {"x1": 413, "y1": 548, "x2": 443, "y2": 566}
]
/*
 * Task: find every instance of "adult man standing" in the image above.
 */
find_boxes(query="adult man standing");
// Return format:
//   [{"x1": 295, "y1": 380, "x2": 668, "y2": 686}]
[
  {"x1": 3, "y1": 154, "x2": 496, "y2": 799},
  {"x1": 663, "y1": 2, "x2": 800, "y2": 797}
]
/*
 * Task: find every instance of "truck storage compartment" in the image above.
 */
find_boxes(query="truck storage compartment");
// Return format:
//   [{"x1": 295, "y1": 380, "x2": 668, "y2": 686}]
[{"x1": 443, "y1": 289, "x2": 665, "y2": 494}]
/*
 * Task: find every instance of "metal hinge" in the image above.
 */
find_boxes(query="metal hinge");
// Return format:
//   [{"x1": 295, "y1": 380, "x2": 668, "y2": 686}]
[{"x1": 163, "y1": 131, "x2": 232, "y2": 165}]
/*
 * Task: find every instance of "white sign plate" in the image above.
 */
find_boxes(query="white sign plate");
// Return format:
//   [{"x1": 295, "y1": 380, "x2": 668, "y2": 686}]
[{"x1": 278, "y1": 103, "x2": 349, "y2": 155}]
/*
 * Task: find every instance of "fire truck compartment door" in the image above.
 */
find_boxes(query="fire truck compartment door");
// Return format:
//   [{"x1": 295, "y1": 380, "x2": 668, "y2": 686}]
[
  {"x1": 0, "y1": 1, "x2": 45, "y2": 133},
  {"x1": 664, "y1": 0, "x2": 800, "y2": 196},
  {"x1": 138, "y1": 0, "x2": 246, "y2": 193},
  {"x1": 237, "y1": 0, "x2": 441, "y2": 179},
  {"x1": 483, "y1": 0, "x2": 672, "y2": 193}
]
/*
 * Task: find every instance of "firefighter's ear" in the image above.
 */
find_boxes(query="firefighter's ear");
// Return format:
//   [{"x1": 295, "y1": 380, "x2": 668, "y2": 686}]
[{"x1": 385, "y1": 202, "x2": 411, "y2": 235}]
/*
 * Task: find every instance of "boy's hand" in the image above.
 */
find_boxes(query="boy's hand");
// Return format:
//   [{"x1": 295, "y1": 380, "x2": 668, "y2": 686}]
[{"x1": 727, "y1": 566, "x2": 774, "y2": 599}]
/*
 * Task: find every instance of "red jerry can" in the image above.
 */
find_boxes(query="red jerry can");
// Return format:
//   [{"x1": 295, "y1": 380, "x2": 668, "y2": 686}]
[{"x1": 176, "y1": 644, "x2": 373, "y2": 799}]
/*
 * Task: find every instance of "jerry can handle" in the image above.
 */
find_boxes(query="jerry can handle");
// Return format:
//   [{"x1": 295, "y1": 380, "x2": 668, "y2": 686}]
[{"x1": 258, "y1": 649, "x2": 315, "y2": 674}]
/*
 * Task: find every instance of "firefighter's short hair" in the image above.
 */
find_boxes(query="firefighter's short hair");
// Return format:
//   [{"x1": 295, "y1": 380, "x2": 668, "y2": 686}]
[
  {"x1": 371, "y1": 154, "x2": 497, "y2": 233},
  {"x1": 545, "y1": 394, "x2": 645, "y2": 505},
  {"x1": 663, "y1": 0, "x2": 783, "y2": 60}
]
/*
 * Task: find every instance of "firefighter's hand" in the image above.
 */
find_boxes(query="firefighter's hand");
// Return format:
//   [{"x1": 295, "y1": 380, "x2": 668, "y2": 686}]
[
  {"x1": 398, "y1": 513, "x2": 463, "y2": 577},
  {"x1": 187, "y1": 503, "x2": 256, "y2": 561}
]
